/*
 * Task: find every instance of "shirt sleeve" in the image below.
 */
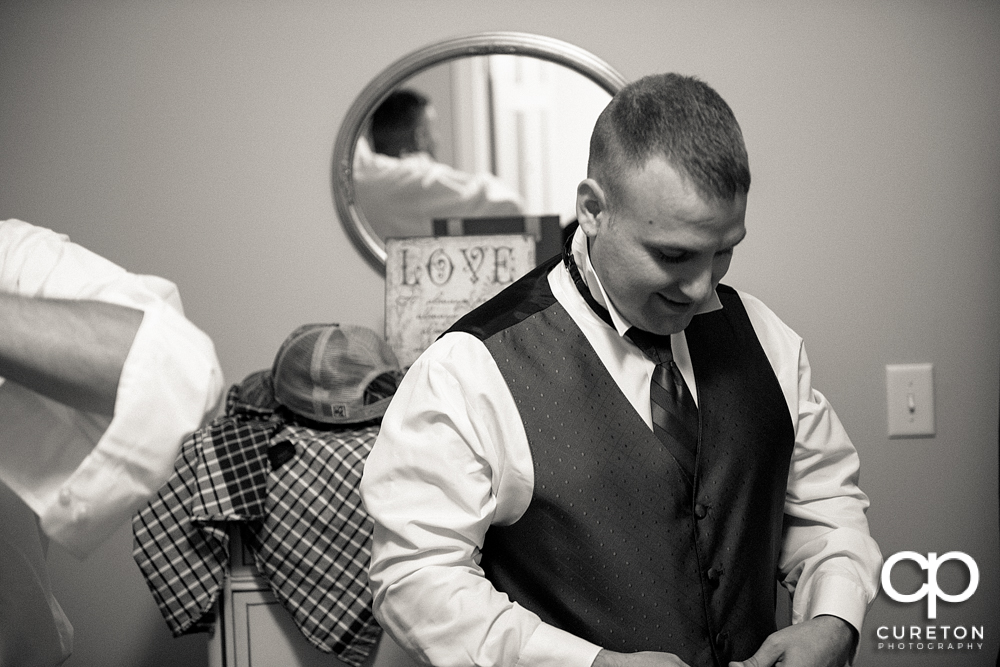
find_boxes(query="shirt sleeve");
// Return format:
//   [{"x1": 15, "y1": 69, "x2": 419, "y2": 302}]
[
  {"x1": 739, "y1": 291, "x2": 882, "y2": 634},
  {"x1": 360, "y1": 332, "x2": 602, "y2": 667},
  {"x1": 0, "y1": 219, "x2": 225, "y2": 557},
  {"x1": 354, "y1": 147, "x2": 524, "y2": 239}
]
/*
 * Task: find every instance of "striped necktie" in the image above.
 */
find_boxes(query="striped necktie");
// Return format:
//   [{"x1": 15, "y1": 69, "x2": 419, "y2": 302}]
[
  {"x1": 626, "y1": 328, "x2": 700, "y2": 480},
  {"x1": 561, "y1": 229, "x2": 700, "y2": 478}
]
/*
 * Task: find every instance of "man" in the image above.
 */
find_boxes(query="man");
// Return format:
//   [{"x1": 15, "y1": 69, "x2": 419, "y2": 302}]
[
  {"x1": 360, "y1": 74, "x2": 881, "y2": 667},
  {"x1": 370, "y1": 88, "x2": 441, "y2": 159},
  {"x1": 0, "y1": 218, "x2": 223, "y2": 665},
  {"x1": 354, "y1": 88, "x2": 524, "y2": 239}
]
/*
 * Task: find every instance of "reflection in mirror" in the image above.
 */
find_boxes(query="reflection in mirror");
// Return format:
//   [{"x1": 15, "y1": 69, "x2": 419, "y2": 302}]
[
  {"x1": 332, "y1": 32, "x2": 627, "y2": 270},
  {"x1": 353, "y1": 55, "x2": 611, "y2": 242}
]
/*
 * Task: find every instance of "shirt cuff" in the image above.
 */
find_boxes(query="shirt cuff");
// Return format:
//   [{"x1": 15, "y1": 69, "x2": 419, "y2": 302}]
[
  {"x1": 516, "y1": 622, "x2": 602, "y2": 667},
  {"x1": 37, "y1": 300, "x2": 223, "y2": 556},
  {"x1": 794, "y1": 571, "x2": 871, "y2": 635}
]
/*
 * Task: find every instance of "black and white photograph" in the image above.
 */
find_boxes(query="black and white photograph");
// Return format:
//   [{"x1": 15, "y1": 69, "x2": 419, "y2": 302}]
[{"x1": 1, "y1": 2, "x2": 997, "y2": 666}]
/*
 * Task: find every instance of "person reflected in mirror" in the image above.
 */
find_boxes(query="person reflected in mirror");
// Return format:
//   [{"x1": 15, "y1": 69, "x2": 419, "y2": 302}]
[
  {"x1": 360, "y1": 75, "x2": 882, "y2": 667},
  {"x1": 353, "y1": 88, "x2": 524, "y2": 239},
  {"x1": 0, "y1": 218, "x2": 224, "y2": 666},
  {"x1": 370, "y1": 88, "x2": 440, "y2": 160}
]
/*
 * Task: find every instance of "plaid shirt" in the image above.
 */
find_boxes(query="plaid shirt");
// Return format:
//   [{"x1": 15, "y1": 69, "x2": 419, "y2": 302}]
[{"x1": 132, "y1": 386, "x2": 381, "y2": 667}]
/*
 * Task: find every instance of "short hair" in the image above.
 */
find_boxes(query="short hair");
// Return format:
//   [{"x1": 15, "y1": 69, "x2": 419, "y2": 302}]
[
  {"x1": 588, "y1": 73, "x2": 750, "y2": 208},
  {"x1": 371, "y1": 89, "x2": 430, "y2": 157}
]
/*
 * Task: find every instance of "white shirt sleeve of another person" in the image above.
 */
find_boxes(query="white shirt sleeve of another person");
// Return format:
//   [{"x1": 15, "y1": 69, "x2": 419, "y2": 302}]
[
  {"x1": 353, "y1": 138, "x2": 524, "y2": 239},
  {"x1": 361, "y1": 332, "x2": 602, "y2": 667},
  {"x1": 740, "y1": 290, "x2": 883, "y2": 634},
  {"x1": 0, "y1": 218, "x2": 225, "y2": 557}
]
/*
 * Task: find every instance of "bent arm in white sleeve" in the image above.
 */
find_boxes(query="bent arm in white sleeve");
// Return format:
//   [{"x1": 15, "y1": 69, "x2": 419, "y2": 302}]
[
  {"x1": 354, "y1": 147, "x2": 524, "y2": 239},
  {"x1": 740, "y1": 291, "x2": 882, "y2": 634},
  {"x1": 0, "y1": 219, "x2": 224, "y2": 557},
  {"x1": 405, "y1": 157, "x2": 525, "y2": 219},
  {"x1": 780, "y1": 349, "x2": 882, "y2": 632},
  {"x1": 361, "y1": 332, "x2": 601, "y2": 667}
]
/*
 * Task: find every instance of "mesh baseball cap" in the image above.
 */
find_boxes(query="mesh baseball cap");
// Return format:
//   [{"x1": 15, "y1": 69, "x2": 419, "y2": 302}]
[{"x1": 271, "y1": 323, "x2": 402, "y2": 424}]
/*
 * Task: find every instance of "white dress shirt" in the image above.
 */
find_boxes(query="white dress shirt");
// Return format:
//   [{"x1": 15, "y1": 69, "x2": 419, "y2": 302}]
[
  {"x1": 0, "y1": 219, "x2": 224, "y2": 665},
  {"x1": 361, "y1": 226, "x2": 882, "y2": 667},
  {"x1": 353, "y1": 137, "x2": 525, "y2": 239}
]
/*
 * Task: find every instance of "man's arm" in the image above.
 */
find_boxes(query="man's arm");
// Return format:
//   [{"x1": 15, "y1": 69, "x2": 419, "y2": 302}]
[
  {"x1": 0, "y1": 292, "x2": 143, "y2": 417},
  {"x1": 354, "y1": 149, "x2": 524, "y2": 237},
  {"x1": 736, "y1": 294, "x2": 881, "y2": 667},
  {"x1": 0, "y1": 218, "x2": 225, "y2": 555},
  {"x1": 778, "y1": 343, "x2": 882, "y2": 628},
  {"x1": 362, "y1": 333, "x2": 606, "y2": 667}
]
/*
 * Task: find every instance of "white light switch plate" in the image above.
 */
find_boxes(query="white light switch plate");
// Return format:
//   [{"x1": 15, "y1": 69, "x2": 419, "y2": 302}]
[{"x1": 886, "y1": 363, "x2": 935, "y2": 437}]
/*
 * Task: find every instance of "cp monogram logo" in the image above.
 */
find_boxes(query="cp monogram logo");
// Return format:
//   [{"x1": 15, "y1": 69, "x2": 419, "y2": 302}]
[{"x1": 881, "y1": 551, "x2": 979, "y2": 619}]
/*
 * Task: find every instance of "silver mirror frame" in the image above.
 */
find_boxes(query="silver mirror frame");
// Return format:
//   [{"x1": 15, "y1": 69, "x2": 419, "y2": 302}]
[{"x1": 332, "y1": 31, "x2": 628, "y2": 271}]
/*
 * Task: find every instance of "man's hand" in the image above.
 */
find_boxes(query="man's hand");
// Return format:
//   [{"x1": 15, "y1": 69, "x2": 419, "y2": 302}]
[
  {"x1": 729, "y1": 615, "x2": 857, "y2": 667},
  {"x1": 593, "y1": 649, "x2": 691, "y2": 667}
]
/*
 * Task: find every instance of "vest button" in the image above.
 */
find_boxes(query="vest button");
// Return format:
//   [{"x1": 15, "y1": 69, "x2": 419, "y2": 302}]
[
  {"x1": 706, "y1": 565, "x2": 723, "y2": 584},
  {"x1": 693, "y1": 503, "x2": 708, "y2": 519}
]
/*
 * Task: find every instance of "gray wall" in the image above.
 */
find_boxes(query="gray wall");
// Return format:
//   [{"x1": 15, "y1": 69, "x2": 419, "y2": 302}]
[{"x1": 1, "y1": 1, "x2": 997, "y2": 665}]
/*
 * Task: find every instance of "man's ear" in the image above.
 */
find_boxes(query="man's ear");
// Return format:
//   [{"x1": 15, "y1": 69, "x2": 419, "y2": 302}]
[{"x1": 576, "y1": 178, "x2": 609, "y2": 238}]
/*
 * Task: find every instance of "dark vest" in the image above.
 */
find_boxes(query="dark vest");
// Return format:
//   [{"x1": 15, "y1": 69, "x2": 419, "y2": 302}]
[{"x1": 447, "y1": 256, "x2": 795, "y2": 666}]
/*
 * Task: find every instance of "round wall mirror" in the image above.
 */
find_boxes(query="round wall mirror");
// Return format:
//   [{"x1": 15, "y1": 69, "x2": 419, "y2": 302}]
[{"x1": 332, "y1": 32, "x2": 627, "y2": 270}]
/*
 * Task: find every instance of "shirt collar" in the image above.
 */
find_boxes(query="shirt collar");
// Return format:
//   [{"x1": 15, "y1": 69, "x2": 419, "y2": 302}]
[{"x1": 569, "y1": 224, "x2": 723, "y2": 337}]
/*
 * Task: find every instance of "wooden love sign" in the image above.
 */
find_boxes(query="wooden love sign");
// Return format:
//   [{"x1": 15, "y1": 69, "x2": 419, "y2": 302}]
[{"x1": 385, "y1": 235, "x2": 535, "y2": 367}]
